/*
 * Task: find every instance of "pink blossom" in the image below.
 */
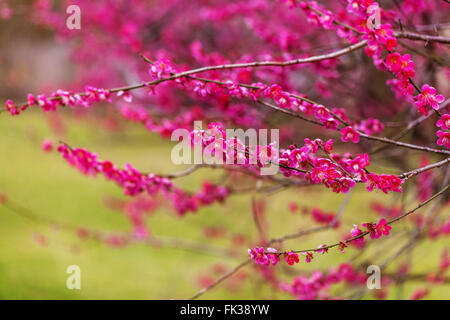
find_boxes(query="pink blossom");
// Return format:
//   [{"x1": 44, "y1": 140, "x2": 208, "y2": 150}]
[
  {"x1": 358, "y1": 118, "x2": 384, "y2": 135},
  {"x1": 248, "y1": 247, "x2": 280, "y2": 266},
  {"x1": 340, "y1": 126, "x2": 360, "y2": 143},
  {"x1": 149, "y1": 58, "x2": 175, "y2": 79},
  {"x1": 339, "y1": 177, "x2": 356, "y2": 194},
  {"x1": 385, "y1": 52, "x2": 403, "y2": 73},
  {"x1": 410, "y1": 288, "x2": 429, "y2": 300},
  {"x1": 387, "y1": 79, "x2": 414, "y2": 97},
  {"x1": 362, "y1": 221, "x2": 378, "y2": 239},
  {"x1": 286, "y1": 251, "x2": 300, "y2": 266},
  {"x1": 350, "y1": 224, "x2": 364, "y2": 239},
  {"x1": 299, "y1": 1, "x2": 335, "y2": 30},
  {"x1": 323, "y1": 139, "x2": 334, "y2": 153},
  {"x1": 57, "y1": 144, "x2": 173, "y2": 198},
  {"x1": 42, "y1": 139, "x2": 53, "y2": 152},
  {"x1": 248, "y1": 246, "x2": 269, "y2": 265},
  {"x1": 5, "y1": 100, "x2": 19, "y2": 115},
  {"x1": 415, "y1": 84, "x2": 445, "y2": 115},
  {"x1": 397, "y1": 54, "x2": 415, "y2": 80},
  {"x1": 375, "y1": 218, "x2": 392, "y2": 237},
  {"x1": 436, "y1": 130, "x2": 450, "y2": 148},
  {"x1": 302, "y1": 252, "x2": 314, "y2": 263},
  {"x1": 436, "y1": 114, "x2": 450, "y2": 130},
  {"x1": 365, "y1": 173, "x2": 403, "y2": 193},
  {"x1": 266, "y1": 248, "x2": 281, "y2": 266},
  {"x1": 316, "y1": 244, "x2": 328, "y2": 254}
]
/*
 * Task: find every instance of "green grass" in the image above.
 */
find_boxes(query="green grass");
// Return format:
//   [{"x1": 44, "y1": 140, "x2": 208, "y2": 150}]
[{"x1": 0, "y1": 109, "x2": 448, "y2": 299}]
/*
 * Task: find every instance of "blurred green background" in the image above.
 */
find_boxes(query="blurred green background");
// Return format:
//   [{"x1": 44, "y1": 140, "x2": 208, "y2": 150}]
[{"x1": 0, "y1": 110, "x2": 448, "y2": 299}]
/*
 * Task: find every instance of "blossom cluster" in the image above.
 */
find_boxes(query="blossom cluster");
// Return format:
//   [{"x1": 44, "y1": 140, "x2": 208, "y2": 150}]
[
  {"x1": 192, "y1": 80, "x2": 385, "y2": 139},
  {"x1": 298, "y1": 1, "x2": 335, "y2": 30},
  {"x1": 170, "y1": 182, "x2": 229, "y2": 216},
  {"x1": 415, "y1": 85, "x2": 445, "y2": 117},
  {"x1": 352, "y1": 218, "x2": 392, "y2": 242},
  {"x1": 281, "y1": 139, "x2": 403, "y2": 194},
  {"x1": 4, "y1": 87, "x2": 113, "y2": 116},
  {"x1": 248, "y1": 247, "x2": 280, "y2": 266},
  {"x1": 340, "y1": 126, "x2": 360, "y2": 143},
  {"x1": 185, "y1": 121, "x2": 404, "y2": 194},
  {"x1": 57, "y1": 144, "x2": 173, "y2": 197},
  {"x1": 310, "y1": 208, "x2": 340, "y2": 228},
  {"x1": 347, "y1": 224, "x2": 366, "y2": 248},
  {"x1": 57, "y1": 143, "x2": 229, "y2": 216},
  {"x1": 149, "y1": 58, "x2": 176, "y2": 80},
  {"x1": 280, "y1": 263, "x2": 367, "y2": 300},
  {"x1": 364, "y1": 23, "x2": 398, "y2": 58},
  {"x1": 385, "y1": 52, "x2": 414, "y2": 78},
  {"x1": 251, "y1": 217, "x2": 394, "y2": 267},
  {"x1": 436, "y1": 114, "x2": 450, "y2": 149},
  {"x1": 248, "y1": 246, "x2": 319, "y2": 267},
  {"x1": 281, "y1": 140, "x2": 358, "y2": 193},
  {"x1": 338, "y1": 0, "x2": 447, "y2": 120},
  {"x1": 365, "y1": 173, "x2": 403, "y2": 193}
]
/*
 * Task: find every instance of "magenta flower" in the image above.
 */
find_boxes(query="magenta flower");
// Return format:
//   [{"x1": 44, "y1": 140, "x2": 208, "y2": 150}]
[
  {"x1": 339, "y1": 177, "x2": 356, "y2": 194},
  {"x1": 285, "y1": 251, "x2": 299, "y2": 266},
  {"x1": 248, "y1": 246, "x2": 269, "y2": 265},
  {"x1": 362, "y1": 219, "x2": 391, "y2": 239},
  {"x1": 313, "y1": 104, "x2": 331, "y2": 121},
  {"x1": 415, "y1": 84, "x2": 445, "y2": 114},
  {"x1": 302, "y1": 252, "x2": 314, "y2": 263},
  {"x1": 387, "y1": 79, "x2": 414, "y2": 97},
  {"x1": 340, "y1": 126, "x2": 360, "y2": 143},
  {"x1": 358, "y1": 118, "x2": 384, "y2": 135},
  {"x1": 375, "y1": 218, "x2": 392, "y2": 237},
  {"x1": 375, "y1": 24, "x2": 397, "y2": 51},
  {"x1": 5, "y1": 100, "x2": 19, "y2": 115},
  {"x1": 317, "y1": 244, "x2": 328, "y2": 254},
  {"x1": 42, "y1": 139, "x2": 53, "y2": 152},
  {"x1": 397, "y1": 54, "x2": 415, "y2": 80},
  {"x1": 362, "y1": 222, "x2": 378, "y2": 239},
  {"x1": 57, "y1": 144, "x2": 173, "y2": 198},
  {"x1": 436, "y1": 130, "x2": 450, "y2": 149},
  {"x1": 304, "y1": 138, "x2": 319, "y2": 153},
  {"x1": 385, "y1": 52, "x2": 403, "y2": 73},
  {"x1": 436, "y1": 114, "x2": 450, "y2": 130},
  {"x1": 266, "y1": 248, "x2": 281, "y2": 266},
  {"x1": 350, "y1": 224, "x2": 364, "y2": 240},
  {"x1": 346, "y1": 224, "x2": 364, "y2": 248},
  {"x1": 365, "y1": 173, "x2": 403, "y2": 193},
  {"x1": 149, "y1": 58, "x2": 174, "y2": 79},
  {"x1": 323, "y1": 139, "x2": 334, "y2": 153},
  {"x1": 27, "y1": 93, "x2": 36, "y2": 106}
]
